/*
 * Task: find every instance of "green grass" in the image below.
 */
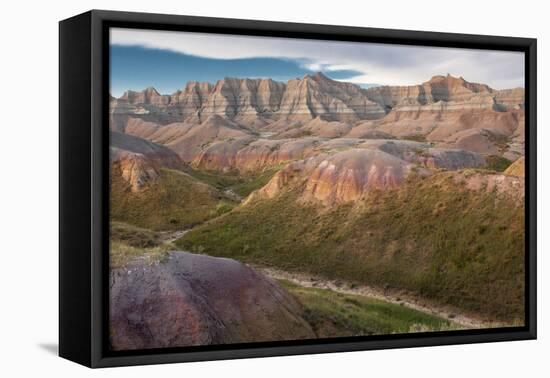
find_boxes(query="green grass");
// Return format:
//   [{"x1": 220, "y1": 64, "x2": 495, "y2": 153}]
[
  {"x1": 280, "y1": 280, "x2": 456, "y2": 337},
  {"x1": 110, "y1": 221, "x2": 162, "y2": 248},
  {"x1": 230, "y1": 168, "x2": 282, "y2": 197},
  {"x1": 182, "y1": 167, "x2": 242, "y2": 191},
  {"x1": 485, "y1": 155, "x2": 513, "y2": 172},
  {"x1": 401, "y1": 134, "x2": 428, "y2": 142},
  {"x1": 109, "y1": 221, "x2": 170, "y2": 268},
  {"x1": 110, "y1": 168, "x2": 237, "y2": 231},
  {"x1": 176, "y1": 172, "x2": 525, "y2": 323},
  {"x1": 110, "y1": 241, "x2": 171, "y2": 269},
  {"x1": 184, "y1": 166, "x2": 282, "y2": 198}
]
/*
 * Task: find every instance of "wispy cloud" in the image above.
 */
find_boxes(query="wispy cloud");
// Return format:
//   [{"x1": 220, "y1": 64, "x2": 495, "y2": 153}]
[{"x1": 110, "y1": 28, "x2": 524, "y2": 89}]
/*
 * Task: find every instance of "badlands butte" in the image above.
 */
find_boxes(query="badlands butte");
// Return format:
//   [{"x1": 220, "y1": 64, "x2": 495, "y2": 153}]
[{"x1": 109, "y1": 73, "x2": 525, "y2": 350}]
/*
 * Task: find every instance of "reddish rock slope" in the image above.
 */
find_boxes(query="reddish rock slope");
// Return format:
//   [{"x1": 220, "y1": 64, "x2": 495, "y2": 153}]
[
  {"x1": 110, "y1": 252, "x2": 315, "y2": 350},
  {"x1": 110, "y1": 131, "x2": 182, "y2": 191}
]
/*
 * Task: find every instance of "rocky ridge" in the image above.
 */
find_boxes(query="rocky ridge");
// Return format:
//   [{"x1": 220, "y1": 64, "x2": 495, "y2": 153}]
[
  {"x1": 111, "y1": 74, "x2": 524, "y2": 161},
  {"x1": 111, "y1": 74, "x2": 524, "y2": 127}
]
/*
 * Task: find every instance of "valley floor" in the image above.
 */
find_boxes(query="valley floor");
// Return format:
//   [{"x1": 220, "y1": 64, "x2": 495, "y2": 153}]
[
  {"x1": 110, "y1": 219, "x2": 516, "y2": 343},
  {"x1": 112, "y1": 232, "x2": 460, "y2": 339},
  {"x1": 148, "y1": 226, "x2": 505, "y2": 329},
  {"x1": 258, "y1": 266, "x2": 496, "y2": 330},
  {"x1": 122, "y1": 224, "x2": 498, "y2": 330}
]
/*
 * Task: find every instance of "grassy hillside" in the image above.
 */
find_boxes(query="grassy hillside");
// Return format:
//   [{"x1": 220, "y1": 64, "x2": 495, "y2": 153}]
[
  {"x1": 109, "y1": 222, "x2": 171, "y2": 268},
  {"x1": 176, "y1": 173, "x2": 525, "y2": 322},
  {"x1": 485, "y1": 155, "x2": 513, "y2": 172},
  {"x1": 280, "y1": 280, "x2": 456, "y2": 337},
  {"x1": 109, "y1": 220, "x2": 454, "y2": 335},
  {"x1": 184, "y1": 166, "x2": 281, "y2": 198},
  {"x1": 110, "y1": 221, "x2": 162, "y2": 248},
  {"x1": 110, "y1": 168, "x2": 236, "y2": 231}
]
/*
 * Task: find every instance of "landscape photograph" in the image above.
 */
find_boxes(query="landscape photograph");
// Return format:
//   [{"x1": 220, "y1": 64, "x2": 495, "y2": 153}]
[{"x1": 108, "y1": 28, "x2": 526, "y2": 351}]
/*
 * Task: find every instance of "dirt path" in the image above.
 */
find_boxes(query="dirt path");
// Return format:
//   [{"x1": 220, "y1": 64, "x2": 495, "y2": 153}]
[
  {"x1": 254, "y1": 265, "x2": 502, "y2": 330},
  {"x1": 160, "y1": 229, "x2": 190, "y2": 244},
  {"x1": 224, "y1": 188, "x2": 242, "y2": 202}
]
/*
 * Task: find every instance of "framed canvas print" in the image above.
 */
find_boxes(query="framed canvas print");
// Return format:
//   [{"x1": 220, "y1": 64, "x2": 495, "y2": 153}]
[{"x1": 59, "y1": 10, "x2": 536, "y2": 368}]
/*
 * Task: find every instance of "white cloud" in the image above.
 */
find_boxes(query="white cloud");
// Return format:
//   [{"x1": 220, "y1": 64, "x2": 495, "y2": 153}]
[
  {"x1": 300, "y1": 62, "x2": 325, "y2": 72},
  {"x1": 110, "y1": 28, "x2": 524, "y2": 89}
]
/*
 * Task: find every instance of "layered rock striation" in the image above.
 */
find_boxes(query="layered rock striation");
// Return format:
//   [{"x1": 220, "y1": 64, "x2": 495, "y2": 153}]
[
  {"x1": 110, "y1": 131, "x2": 182, "y2": 191},
  {"x1": 110, "y1": 72, "x2": 387, "y2": 127},
  {"x1": 111, "y1": 74, "x2": 525, "y2": 165},
  {"x1": 250, "y1": 149, "x2": 419, "y2": 205}
]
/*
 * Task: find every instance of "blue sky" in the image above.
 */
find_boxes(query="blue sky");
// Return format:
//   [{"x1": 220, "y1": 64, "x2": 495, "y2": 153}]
[
  {"x1": 110, "y1": 28, "x2": 524, "y2": 97},
  {"x1": 110, "y1": 46, "x2": 362, "y2": 97}
]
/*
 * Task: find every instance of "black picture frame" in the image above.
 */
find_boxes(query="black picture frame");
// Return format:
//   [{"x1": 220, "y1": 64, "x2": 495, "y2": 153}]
[{"x1": 59, "y1": 9, "x2": 537, "y2": 368}]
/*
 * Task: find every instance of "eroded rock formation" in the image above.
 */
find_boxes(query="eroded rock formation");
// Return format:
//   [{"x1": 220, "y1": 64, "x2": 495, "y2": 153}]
[
  {"x1": 110, "y1": 74, "x2": 525, "y2": 170},
  {"x1": 110, "y1": 252, "x2": 315, "y2": 350},
  {"x1": 250, "y1": 149, "x2": 419, "y2": 205},
  {"x1": 110, "y1": 131, "x2": 182, "y2": 191}
]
